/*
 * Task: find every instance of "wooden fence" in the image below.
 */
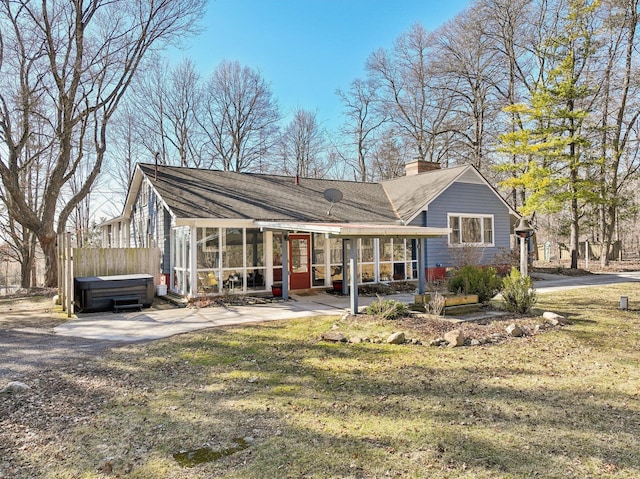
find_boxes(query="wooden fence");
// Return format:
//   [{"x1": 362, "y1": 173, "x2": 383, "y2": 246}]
[{"x1": 57, "y1": 232, "x2": 161, "y2": 317}]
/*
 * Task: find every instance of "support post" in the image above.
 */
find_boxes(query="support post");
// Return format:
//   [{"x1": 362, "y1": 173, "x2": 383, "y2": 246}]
[
  {"x1": 282, "y1": 232, "x2": 289, "y2": 300},
  {"x1": 520, "y1": 236, "x2": 528, "y2": 277},
  {"x1": 417, "y1": 239, "x2": 425, "y2": 294},
  {"x1": 341, "y1": 238, "x2": 348, "y2": 295},
  {"x1": 585, "y1": 238, "x2": 589, "y2": 269},
  {"x1": 349, "y1": 238, "x2": 358, "y2": 314},
  {"x1": 65, "y1": 232, "x2": 74, "y2": 317}
]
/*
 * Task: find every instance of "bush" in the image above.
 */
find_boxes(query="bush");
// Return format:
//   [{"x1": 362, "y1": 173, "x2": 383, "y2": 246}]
[
  {"x1": 365, "y1": 297, "x2": 409, "y2": 320},
  {"x1": 501, "y1": 267, "x2": 537, "y2": 313},
  {"x1": 448, "y1": 266, "x2": 502, "y2": 303}
]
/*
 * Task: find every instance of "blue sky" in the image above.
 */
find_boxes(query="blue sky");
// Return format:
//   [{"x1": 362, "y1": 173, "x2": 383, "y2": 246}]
[{"x1": 170, "y1": 0, "x2": 472, "y2": 130}]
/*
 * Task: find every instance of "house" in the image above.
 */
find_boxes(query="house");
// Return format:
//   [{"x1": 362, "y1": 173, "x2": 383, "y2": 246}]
[{"x1": 101, "y1": 159, "x2": 518, "y2": 304}]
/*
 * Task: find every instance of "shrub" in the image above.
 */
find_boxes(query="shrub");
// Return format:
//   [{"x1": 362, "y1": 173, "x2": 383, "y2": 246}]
[
  {"x1": 365, "y1": 297, "x2": 409, "y2": 320},
  {"x1": 448, "y1": 266, "x2": 502, "y2": 303},
  {"x1": 428, "y1": 291, "x2": 446, "y2": 316},
  {"x1": 501, "y1": 267, "x2": 537, "y2": 313}
]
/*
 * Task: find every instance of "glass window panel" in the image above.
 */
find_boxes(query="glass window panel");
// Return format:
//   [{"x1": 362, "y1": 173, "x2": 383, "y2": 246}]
[
  {"x1": 393, "y1": 239, "x2": 405, "y2": 261},
  {"x1": 222, "y1": 269, "x2": 242, "y2": 291},
  {"x1": 197, "y1": 271, "x2": 219, "y2": 294},
  {"x1": 392, "y1": 262, "x2": 406, "y2": 280},
  {"x1": 223, "y1": 228, "x2": 243, "y2": 268},
  {"x1": 360, "y1": 263, "x2": 375, "y2": 283},
  {"x1": 329, "y1": 238, "x2": 342, "y2": 264},
  {"x1": 461, "y1": 217, "x2": 481, "y2": 243},
  {"x1": 291, "y1": 238, "x2": 309, "y2": 273},
  {"x1": 483, "y1": 217, "x2": 493, "y2": 244},
  {"x1": 379, "y1": 238, "x2": 392, "y2": 261},
  {"x1": 360, "y1": 238, "x2": 375, "y2": 262},
  {"x1": 197, "y1": 227, "x2": 219, "y2": 269},
  {"x1": 330, "y1": 266, "x2": 343, "y2": 281},
  {"x1": 406, "y1": 262, "x2": 415, "y2": 280},
  {"x1": 312, "y1": 233, "x2": 326, "y2": 264},
  {"x1": 245, "y1": 229, "x2": 264, "y2": 268},
  {"x1": 449, "y1": 216, "x2": 460, "y2": 244},
  {"x1": 247, "y1": 268, "x2": 265, "y2": 290},
  {"x1": 379, "y1": 263, "x2": 392, "y2": 282},
  {"x1": 273, "y1": 234, "x2": 282, "y2": 266},
  {"x1": 312, "y1": 266, "x2": 325, "y2": 286}
]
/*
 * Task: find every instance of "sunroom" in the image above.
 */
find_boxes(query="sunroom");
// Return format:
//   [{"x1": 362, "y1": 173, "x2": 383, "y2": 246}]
[{"x1": 170, "y1": 220, "x2": 449, "y2": 311}]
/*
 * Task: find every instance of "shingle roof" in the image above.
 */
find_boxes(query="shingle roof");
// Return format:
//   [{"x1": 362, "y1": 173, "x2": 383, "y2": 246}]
[
  {"x1": 382, "y1": 165, "x2": 470, "y2": 223},
  {"x1": 139, "y1": 164, "x2": 400, "y2": 223}
]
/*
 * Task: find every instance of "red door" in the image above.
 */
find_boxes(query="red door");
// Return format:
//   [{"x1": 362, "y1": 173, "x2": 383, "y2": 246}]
[{"x1": 289, "y1": 234, "x2": 311, "y2": 290}]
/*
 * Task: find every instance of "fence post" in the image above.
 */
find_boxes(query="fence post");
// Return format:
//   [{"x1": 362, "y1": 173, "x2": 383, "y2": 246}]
[
  {"x1": 65, "y1": 232, "x2": 74, "y2": 317},
  {"x1": 60, "y1": 234, "x2": 66, "y2": 311}
]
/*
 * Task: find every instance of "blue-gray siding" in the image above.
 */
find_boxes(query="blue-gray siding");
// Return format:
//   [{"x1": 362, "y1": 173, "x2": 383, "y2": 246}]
[{"x1": 409, "y1": 182, "x2": 511, "y2": 268}]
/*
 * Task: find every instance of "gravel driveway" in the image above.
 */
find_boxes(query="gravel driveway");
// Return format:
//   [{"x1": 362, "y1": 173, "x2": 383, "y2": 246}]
[{"x1": 0, "y1": 328, "x2": 124, "y2": 381}]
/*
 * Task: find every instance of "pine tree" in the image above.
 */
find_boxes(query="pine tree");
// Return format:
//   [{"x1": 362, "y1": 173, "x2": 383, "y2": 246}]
[{"x1": 497, "y1": 0, "x2": 601, "y2": 269}]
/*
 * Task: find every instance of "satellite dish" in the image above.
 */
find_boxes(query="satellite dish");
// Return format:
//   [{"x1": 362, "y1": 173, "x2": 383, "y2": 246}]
[{"x1": 323, "y1": 188, "x2": 343, "y2": 215}]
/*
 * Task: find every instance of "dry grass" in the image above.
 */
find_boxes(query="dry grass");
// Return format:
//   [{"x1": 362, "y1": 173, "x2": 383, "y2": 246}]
[{"x1": 1, "y1": 284, "x2": 640, "y2": 478}]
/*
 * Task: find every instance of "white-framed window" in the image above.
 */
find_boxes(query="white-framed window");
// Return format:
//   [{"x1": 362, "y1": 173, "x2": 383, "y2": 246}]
[{"x1": 448, "y1": 213, "x2": 494, "y2": 246}]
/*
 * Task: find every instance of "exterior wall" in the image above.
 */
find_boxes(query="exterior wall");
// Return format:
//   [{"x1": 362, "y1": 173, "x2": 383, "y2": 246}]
[
  {"x1": 129, "y1": 178, "x2": 172, "y2": 274},
  {"x1": 418, "y1": 182, "x2": 511, "y2": 269}
]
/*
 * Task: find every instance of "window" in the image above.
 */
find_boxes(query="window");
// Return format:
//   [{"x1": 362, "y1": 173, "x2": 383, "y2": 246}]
[{"x1": 448, "y1": 214, "x2": 494, "y2": 246}]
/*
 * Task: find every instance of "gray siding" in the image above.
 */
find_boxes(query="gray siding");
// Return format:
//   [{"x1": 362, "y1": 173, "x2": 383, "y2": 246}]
[
  {"x1": 129, "y1": 180, "x2": 171, "y2": 273},
  {"x1": 413, "y1": 182, "x2": 511, "y2": 268}
]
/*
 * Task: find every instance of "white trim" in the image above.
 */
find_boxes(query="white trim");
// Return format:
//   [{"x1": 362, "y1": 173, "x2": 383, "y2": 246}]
[
  {"x1": 447, "y1": 213, "x2": 495, "y2": 247},
  {"x1": 255, "y1": 221, "x2": 449, "y2": 238},
  {"x1": 403, "y1": 165, "x2": 520, "y2": 225}
]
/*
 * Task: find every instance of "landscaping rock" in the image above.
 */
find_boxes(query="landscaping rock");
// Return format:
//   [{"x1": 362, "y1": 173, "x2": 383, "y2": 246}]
[
  {"x1": 430, "y1": 338, "x2": 446, "y2": 347},
  {"x1": 506, "y1": 323, "x2": 524, "y2": 337},
  {"x1": 543, "y1": 312, "x2": 567, "y2": 325},
  {"x1": 321, "y1": 331, "x2": 347, "y2": 342},
  {"x1": 349, "y1": 336, "x2": 364, "y2": 344},
  {"x1": 0, "y1": 381, "x2": 31, "y2": 395},
  {"x1": 386, "y1": 332, "x2": 406, "y2": 344},
  {"x1": 444, "y1": 329, "x2": 465, "y2": 347},
  {"x1": 470, "y1": 339, "x2": 481, "y2": 346}
]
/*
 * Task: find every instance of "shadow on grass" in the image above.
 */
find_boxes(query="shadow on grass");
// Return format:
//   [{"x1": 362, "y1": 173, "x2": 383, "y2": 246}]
[{"x1": 7, "y1": 299, "x2": 639, "y2": 478}]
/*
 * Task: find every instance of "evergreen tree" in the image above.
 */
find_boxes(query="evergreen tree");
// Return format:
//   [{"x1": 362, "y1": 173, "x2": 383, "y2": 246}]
[{"x1": 498, "y1": 0, "x2": 601, "y2": 269}]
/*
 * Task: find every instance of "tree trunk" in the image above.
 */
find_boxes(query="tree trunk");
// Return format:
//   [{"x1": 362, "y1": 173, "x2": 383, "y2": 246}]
[{"x1": 39, "y1": 232, "x2": 58, "y2": 288}]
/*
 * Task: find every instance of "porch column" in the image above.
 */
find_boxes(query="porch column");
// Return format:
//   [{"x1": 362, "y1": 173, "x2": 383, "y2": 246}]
[
  {"x1": 349, "y1": 237, "x2": 358, "y2": 314},
  {"x1": 189, "y1": 226, "x2": 197, "y2": 298},
  {"x1": 341, "y1": 238, "x2": 348, "y2": 295},
  {"x1": 282, "y1": 232, "x2": 289, "y2": 300},
  {"x1": 417, "y1": 238, "x2": 426, "y2": 294}
]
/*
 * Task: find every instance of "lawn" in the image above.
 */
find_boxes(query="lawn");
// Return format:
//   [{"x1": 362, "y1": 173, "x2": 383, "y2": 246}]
[{"x1": 2, "y1": 284, "x2": 640, "y2": 478}]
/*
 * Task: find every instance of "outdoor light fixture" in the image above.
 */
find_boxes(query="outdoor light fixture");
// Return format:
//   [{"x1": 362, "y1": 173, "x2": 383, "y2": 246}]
[{"x1": 514, "y1": 217, "x2": 534, "y2": 276}]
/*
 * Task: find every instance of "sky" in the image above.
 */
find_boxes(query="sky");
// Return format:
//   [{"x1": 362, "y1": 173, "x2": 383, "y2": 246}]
[{"x1": 168, "y1": 0, "x2": 473, "y2": 130}]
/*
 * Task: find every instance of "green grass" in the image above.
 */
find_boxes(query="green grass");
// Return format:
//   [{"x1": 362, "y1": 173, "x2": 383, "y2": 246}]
[{"x1": 8, "y1": 284, "x2": 640, "y2": 478}]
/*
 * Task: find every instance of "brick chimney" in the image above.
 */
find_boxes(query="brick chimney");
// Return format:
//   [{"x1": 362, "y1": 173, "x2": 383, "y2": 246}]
[{"x1": 405, "y1": 158, "x2": 441, "y2": 176}]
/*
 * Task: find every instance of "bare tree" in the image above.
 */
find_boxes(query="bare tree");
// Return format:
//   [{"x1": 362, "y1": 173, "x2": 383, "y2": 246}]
[
  {"x1": 200, "y1": 60, "x2": 281, "y2": 172},
  {"x1": 430, "y1": 10, "x2": 504, "y2": 170},
  {"x1": 0, "y1": 0, "x2": 206, "y2": 286},
  {"x1": 366, "y1": 23, "x2": 452, "y2": 164},
  {"x1": 595, "y1": 0, "x2": 640, "y2": 265},
  {"x1": 126, "y1": 57, "x2": 205, "y2": 168},
  {"x1": 279, "y1": 108, "x2": 326, "y2": 178},
  {"x1": 336, "y1": 78, "x2": 387, "y2": 181}
]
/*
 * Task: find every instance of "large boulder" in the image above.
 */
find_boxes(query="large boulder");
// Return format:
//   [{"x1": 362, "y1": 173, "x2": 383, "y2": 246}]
[
  {"x1": 543, "y1": 312, "x2": 567, "y2": 326},
  {"x1": 0, "y1": 381, "x2": 31, "y2": 395},
  {"x1": 506, "y1": 323, "x2": 524, "y2": 337},
  {"x1": 444, "y1": 329, "x2": 465, "y2": 347},
  {"x1": 321, "y1": 331, "x2": 347, "y2": 342},
  {"x1": 386, "y1": 332, "x2": 406, "y2": 345}
]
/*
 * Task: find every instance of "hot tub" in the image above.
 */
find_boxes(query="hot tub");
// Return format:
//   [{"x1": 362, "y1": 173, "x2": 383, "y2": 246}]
[{"x1": 74, "y1": 274, "x2": 155, "y2": 313}]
